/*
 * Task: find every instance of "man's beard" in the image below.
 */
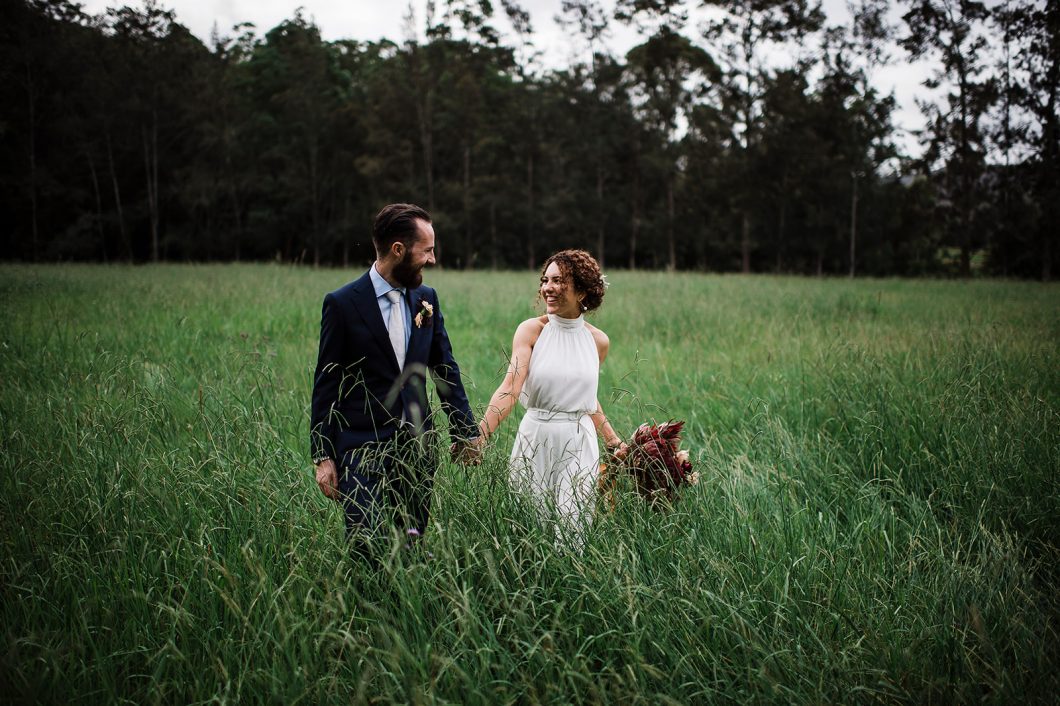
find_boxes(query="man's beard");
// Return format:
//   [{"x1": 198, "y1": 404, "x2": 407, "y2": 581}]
[{"x1": 392, "y1": 251, "x2": 424, "y2": 289}]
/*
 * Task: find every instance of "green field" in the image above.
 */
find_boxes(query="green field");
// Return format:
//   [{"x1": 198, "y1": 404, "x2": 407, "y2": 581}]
[{"x1": 2, "y1": 264, "x2": 1058, "y2": 704}]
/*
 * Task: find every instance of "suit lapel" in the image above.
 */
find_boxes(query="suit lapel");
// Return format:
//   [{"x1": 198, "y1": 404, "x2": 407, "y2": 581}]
[{"x1": 350, "y1": 272, "x2": 400, "y2": 372}]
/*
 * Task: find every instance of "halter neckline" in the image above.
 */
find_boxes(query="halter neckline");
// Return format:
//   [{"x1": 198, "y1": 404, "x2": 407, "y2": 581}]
[{"x1": 547, "y1": 313, "x2": 585, "y2": 330}]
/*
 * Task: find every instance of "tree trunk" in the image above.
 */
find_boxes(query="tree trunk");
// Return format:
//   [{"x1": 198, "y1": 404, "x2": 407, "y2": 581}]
[
  {"x1": 959, "y1": 236, "x2": 971, "y2": 277},
  {"x1": 849, "y1": 172, "x2": 858, "y2": 278},
  {"x1": 141, "y1": 130, "x2": 157, "y2": 262},
  {"x1": 1044, "y1": 225, "x2": 1053, "y2": 282},
  {"x1": 106, "y1": 131, "x2": 131, "y2": 261},
  {"x1": 152, "y1": 109, "x2": 160, "y2": 259},
  {"x1": 417, "y1": 86, "x2": 435, "y2": 213},
  {"x1": 86, "y1": 146, "x2": 106, "y2": 262},
  {"x1": 142, "y1": 107, "x2": 160, "y2": 263},
  {"x1": 629, "y1": 164, "x2": 640, "y2": 270},
  {"x1": 26, "y1": 60, "x2": 39, "y2": 261},
  {"x1": 526, "y1": 153, "x2": 535, "y2": 269},
  {"x1": 740, "y1": 49, "x2": 756, "y2": 276},
  {"x1": 225, "y1": 152, "x2": 243, "y2": 262},
  {"x1": 667, "y1": 174, "x2": 676, "y2": 271},
  {"x1": 490, "y1": 199, "x2": 498, "y2": 270},
  {"x1": 342, "y1": 193, "x2": 351, "y2": 268},
  {"x1": 596, "y1": 165, "x2": 605, "y2": 267},
  {"x1": 741, "y1": 210, "x2": 751, "y2": 273},
  {"x1": 776, "y1": 198, "x2": 786, "y2": 273},
  {"x1": 463, "y1": 141, "x2": 472, "y2": 268},
  {"x1": 1039, "y1": 24, "x2": 1057, "y2": 281},
  {"x1": 956, "y1": 50, "x2": 972, "y2": 278},
  {"x1": 309, "y1": 136, "x2": 320, "y2": 267}
]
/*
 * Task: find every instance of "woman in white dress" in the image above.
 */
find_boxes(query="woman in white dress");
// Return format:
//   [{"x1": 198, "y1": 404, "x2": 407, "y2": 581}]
[{"x1": 472, "y1": 250, "x2": 627, "y2": 543}]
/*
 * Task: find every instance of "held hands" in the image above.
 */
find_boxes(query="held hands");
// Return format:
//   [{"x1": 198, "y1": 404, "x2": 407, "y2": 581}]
[
  {"x1": 451, "y1": 435, "x2": 486, "y2": 466},
  {"x1": 318, "y1": 436, "x2": 485, "y2": 501}
]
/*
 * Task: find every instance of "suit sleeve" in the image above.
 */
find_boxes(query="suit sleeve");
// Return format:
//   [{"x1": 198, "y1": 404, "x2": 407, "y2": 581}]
[
  {"x1": 310, "y1": 293, "x2": 344, "y2": 461},
  {"x1": 427, "y1": 292, "x2": 478, "y2": 441}
]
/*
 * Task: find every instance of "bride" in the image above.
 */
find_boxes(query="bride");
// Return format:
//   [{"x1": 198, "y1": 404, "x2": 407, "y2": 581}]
[{"x1": 472, "y1": 249, "x2": 626, "y2": 543}]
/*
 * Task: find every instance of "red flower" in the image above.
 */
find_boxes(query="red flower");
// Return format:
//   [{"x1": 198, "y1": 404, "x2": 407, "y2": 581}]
[{"x1": 613, "y1": 420, "x2": 694, "y2": 504}]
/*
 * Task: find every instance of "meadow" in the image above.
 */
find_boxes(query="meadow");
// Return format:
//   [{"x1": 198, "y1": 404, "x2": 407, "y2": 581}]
[{"x1": 1, "y1": 263, "x2": 1057, "y2": 704}]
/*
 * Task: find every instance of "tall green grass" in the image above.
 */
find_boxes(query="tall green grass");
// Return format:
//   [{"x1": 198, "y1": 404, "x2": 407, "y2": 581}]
[{"x1": 1, "y1": 264, "x2": 1057, "y2": 703}]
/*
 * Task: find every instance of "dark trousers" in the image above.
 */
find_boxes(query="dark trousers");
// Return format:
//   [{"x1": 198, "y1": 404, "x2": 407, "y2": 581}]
[{"x1": 338, "y1": 432, "x2": 438, "y2": 563}]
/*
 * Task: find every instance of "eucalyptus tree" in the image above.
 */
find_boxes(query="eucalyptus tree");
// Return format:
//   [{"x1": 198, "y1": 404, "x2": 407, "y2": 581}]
[
  {"x1": 106, "y1": 1, "x2": 204, "y2": 262},
  {"x1": 63, "y1": 14, "x2": 116, "y2": 260},
  {"x1": 496, "y1": 0, "x2": 536, "y2": 268},
  {"x1": 992, "y1": 0, "x2": 1057, "y2": 280},
  {"x1": 900, "y1": 0, "x2": 997, "y2": 277},
  {"x1": 1, "y1": 0, "x2": 98, "y2": 260},
  {"x1": 702, "y1": 0, "x2": 825, "y2": 272},
  {"x1": 626, "y1": 29, "x2": 716, "y2": 271},
  {"x1": 814, "y1": 14, "x2": 896, "y2": 277},
  {"x1": 182, "y1": 22, "x2": 258, "y2": 260},
  {"x1": 430, "y1": 0, "x2": 521, "y2": 268},
  {"x1": 618, "y1": 0, "x2": 717, "y2": 270},
  {"x1": 401, "y1": 1, "x2": 445, "y2": 217},
  {"x1": 524, "y1": 58, "x2": 628, "y2": 266},
  {"x1": 757, "y1": 69, "x2": 816, "y2": 272},
  {"x1": 491, "y1": 0, "x2": 547, "y2": 269},
  {"x1": 682, "y1": 83, "x2": 733, "y2": 269},
  {"x1": 0, "y1": 0, "x2": 1052, "y2": 277},
  {"x1": 813, "y1": 37, "x2": 895, "y2": 276},
  {"x1": 557, "y1": 0, "x2": 616, "y2": 266},
  {"x1": 244, "y1": 12, "x2": 348, "y2": 265},
  {"x1": 336, "y1": 39, "x2": 417, "y2": 265},
  {"x1": 78, "y1": 8, "x2": 136, "y2": 261},
  {"x1": 842, "y1": 0, "x2": 896, "y2": 276},
  {"x1": 320, "y1": 38, "x2": 382, "y2": 267}
]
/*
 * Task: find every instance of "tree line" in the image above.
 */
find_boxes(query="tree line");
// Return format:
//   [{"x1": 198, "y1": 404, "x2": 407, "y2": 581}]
[{"x1": 1, "y1": 0, "x2": 1055, "y2": 278}]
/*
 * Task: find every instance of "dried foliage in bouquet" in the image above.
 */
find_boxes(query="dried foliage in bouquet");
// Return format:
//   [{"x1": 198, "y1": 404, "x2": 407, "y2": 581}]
[{"x1": 600, "y1": 420, "x2": 697, "y2": 506}]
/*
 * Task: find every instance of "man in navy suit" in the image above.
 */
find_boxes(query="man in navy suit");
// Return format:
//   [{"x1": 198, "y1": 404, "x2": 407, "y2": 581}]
[{"x1": 310, "y1": 203, "x2": 479, "y2": 560}]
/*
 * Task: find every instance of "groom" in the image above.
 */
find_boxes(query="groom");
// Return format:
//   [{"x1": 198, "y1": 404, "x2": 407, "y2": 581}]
[{"x1": 310, "y1": 203, "x2": 478, "y2": 560}]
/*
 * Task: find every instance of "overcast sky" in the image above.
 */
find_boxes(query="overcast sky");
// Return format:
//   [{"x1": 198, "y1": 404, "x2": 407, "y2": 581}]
[{"x1": 78, "y1": 0, "x2": 934, "y2": 155}]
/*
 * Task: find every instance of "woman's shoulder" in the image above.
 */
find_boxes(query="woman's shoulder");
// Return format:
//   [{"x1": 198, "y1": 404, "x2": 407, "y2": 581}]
[
  {"x1": 585, "y1": 321, "x2": 610, "y2": 357},
  {"x1": 520, "y1": 315, "x2": 548, "y2": 331},
  {"x1": 585, "y1": 321, "x2": 609, "y2": 344},
  {"x1": 514, "y1": 316, "x2": 548, "y2": 344}
]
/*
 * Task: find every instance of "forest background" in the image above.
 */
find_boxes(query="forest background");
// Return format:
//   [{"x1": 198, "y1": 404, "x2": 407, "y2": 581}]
[{"x1": 0, "y1": 0, "x2": 1056, "y2": 278}]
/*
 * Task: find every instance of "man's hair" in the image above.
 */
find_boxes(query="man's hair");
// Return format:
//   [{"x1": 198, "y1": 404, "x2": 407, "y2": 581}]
[{"x1": 373, "y1": 203, "x2": 431, "y2": 256}]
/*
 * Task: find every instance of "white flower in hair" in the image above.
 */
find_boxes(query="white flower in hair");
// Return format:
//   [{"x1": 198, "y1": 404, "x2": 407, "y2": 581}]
[{"x1": 600, "y1": 273, "x2": 610, "y2": 289}]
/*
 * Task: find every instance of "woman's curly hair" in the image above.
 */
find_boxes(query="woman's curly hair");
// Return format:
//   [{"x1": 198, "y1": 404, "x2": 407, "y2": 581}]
[{"x1": 538, "y1": 249, "x2": 606, "y2": 313}]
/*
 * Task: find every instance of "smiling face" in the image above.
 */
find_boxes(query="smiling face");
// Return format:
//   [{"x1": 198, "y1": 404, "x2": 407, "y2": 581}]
[
  {"x1": 539, "y1": 261, "x2": 584, "y2": 318},
  {"x1": 391, "y1": 219, "x2": 436, "y2": 288}
]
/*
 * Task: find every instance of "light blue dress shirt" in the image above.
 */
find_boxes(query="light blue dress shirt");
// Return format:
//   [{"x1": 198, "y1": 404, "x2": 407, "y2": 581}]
[{"x1": 369, "y1": 263, "x2": 411, "y2": 351}]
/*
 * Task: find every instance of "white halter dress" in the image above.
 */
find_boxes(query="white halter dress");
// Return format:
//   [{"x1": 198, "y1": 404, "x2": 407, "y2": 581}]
[{"x1": 509, "y1": 313, "x2": 600, "y2": 539}]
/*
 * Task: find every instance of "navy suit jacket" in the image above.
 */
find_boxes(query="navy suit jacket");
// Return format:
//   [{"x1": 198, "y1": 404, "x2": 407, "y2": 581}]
[{"x1": 310, "y1": 271, "x2": 477, "y2": 467}]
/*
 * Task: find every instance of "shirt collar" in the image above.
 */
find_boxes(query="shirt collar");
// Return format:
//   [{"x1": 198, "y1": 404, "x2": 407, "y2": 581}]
[{"x1": 370, "y1": 262, "x2": 405, "y2": 299}]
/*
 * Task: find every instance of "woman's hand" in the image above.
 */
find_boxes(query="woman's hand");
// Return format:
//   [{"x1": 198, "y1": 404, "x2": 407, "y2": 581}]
[{"x1": 606, "y1": 441, "x2": 629, "y2": 462}]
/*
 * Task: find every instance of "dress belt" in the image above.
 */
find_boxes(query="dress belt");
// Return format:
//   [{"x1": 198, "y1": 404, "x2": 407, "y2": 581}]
[{"x1": 527, "y1": 407, "x2": 589, "y2": 422}]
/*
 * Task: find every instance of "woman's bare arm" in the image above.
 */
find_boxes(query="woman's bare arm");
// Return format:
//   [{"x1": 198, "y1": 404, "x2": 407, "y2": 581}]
[
  {"x1": 477, "y1": 318, "x2": 542, "y2": 442},
  {"x1": 586, "y1": 324, "x2": 626, "y2": 453}
]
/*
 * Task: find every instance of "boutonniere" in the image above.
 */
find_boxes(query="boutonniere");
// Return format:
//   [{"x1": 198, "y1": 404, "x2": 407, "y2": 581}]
[{"x1": 414, "y1": 299, "x2": 434, "y2": 328}]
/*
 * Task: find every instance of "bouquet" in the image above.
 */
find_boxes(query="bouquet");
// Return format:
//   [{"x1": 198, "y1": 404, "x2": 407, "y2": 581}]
[{"x1": 602, "y1": 420, "x2": 698, "y2": 505}]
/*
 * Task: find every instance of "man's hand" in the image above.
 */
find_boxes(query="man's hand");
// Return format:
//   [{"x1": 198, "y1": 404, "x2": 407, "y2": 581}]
[{"x1": 315, "y1": 458, "x2": 339, "y2": 500}]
